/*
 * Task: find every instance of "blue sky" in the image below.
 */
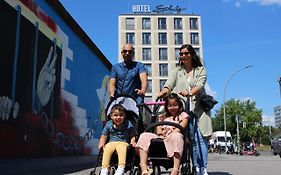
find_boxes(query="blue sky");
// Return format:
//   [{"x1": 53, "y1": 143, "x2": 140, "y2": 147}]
[{"x1": 59, "y1": 0, "x2": 281, "y2": 126}]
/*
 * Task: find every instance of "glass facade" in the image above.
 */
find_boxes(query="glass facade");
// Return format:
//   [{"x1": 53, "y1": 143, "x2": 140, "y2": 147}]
[
  {"x1": 159, "y1": 63, "x2": 168, "y2": 76},
  {"x1": 174, "y1": 18, "x2": 182, "y2": 30},
  {"x1": 126, "y1": 18, "x2": 135, "y2": 30},
  {"x1": 158, "y1": 33, "x2": 167, "y2": 45},
  {"x1": 142, "y1": 18, "x2": 151, "y2": 30},
  {"x1": 159, "y1": 79, "x2": 166, "y2": 90},
  {"x1": 158, "y1": 18, "x2": 166, "y2": 30},
  {"x1": 191, "y1": 33, "x2": 199, "y2": 45},
  {"x1": 190, "y1": 18, "x2": 198, "y2": 30},
  {"x1": 159, "y1": 48, "x2": 168, "y2": 60},
  {"x1": 142, "y1": 33, "x2": 151, "y2": 45},
  {"x1": 126, "y1": 33, "x2": 135, "y2": 44},
  {"x1": 147, "y1": 79, "x2": 152, "y2": 93},
  {"x1": 175, "y1": 48, "x2": 180, "y2": 61},
  {"x1": 175, "y1": 33, "x2": 183, "y2": 45},
  {"x1": 142, "y1": 48, "x2": 151, "y2": 60}
]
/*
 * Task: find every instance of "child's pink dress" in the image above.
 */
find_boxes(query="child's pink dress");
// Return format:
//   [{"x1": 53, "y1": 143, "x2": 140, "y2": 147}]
[{"x1": 136, "y1": 112, "x2": 188, "y2": 157}]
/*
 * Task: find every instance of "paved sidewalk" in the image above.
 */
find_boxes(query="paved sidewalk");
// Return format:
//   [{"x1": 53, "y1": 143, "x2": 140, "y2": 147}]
[{"x1": 0, "y1": 155, "x2": 96, "y2": 175}]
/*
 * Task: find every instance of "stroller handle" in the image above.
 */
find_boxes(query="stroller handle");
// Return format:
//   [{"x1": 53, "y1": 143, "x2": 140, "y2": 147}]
[{"x1": 144, "y1": 101, "x2": 165, "y2": 105}]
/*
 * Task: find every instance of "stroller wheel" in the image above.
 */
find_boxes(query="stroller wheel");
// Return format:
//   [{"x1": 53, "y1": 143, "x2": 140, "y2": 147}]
[
  {"x1": 151, "y1": 165, "x2": 161, "y2": 175},
  {"x1": 91, "y1": 166, "x2": 102, "y2": 175},
  {"x1": 109, "y1": 167, "x2": 115, "y2": 175}
]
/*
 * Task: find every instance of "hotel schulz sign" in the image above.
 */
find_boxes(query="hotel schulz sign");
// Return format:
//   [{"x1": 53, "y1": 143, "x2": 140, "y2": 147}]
[{"x1": 132, "y1": 5, "x2": 185, "y2": 14}]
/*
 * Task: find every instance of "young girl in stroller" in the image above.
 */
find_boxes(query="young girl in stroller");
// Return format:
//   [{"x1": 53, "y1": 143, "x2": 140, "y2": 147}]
[
  {"x1": 136, "y1": 93, "x2": 189, "y2": 175},
  {"x1": 98, "y1": 104, "x2": 137, "y2": 175}
]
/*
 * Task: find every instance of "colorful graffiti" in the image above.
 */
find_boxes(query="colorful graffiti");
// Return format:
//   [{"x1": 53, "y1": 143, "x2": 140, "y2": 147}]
[{"x1": 0, "y1": 0, "x2": 110, "y2": 158}]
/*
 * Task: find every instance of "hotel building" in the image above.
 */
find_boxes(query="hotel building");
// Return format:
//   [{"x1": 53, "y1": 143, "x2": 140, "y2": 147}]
[{"x1": 118, "y1": 5, "x2": 203, "y2": 101}]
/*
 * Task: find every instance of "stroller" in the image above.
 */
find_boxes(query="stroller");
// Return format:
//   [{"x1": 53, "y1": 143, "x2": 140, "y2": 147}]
[
  {"x1": 134, "y1": 97, "x2": 191, "y2": 175},
  {"x1": 90, "y1": 94, "x2": 146, "y2": 175}
]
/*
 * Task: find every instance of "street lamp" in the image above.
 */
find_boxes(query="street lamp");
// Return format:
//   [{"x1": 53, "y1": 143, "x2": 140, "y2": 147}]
[
  {"x1": 223, "y1": 65, "x2": 252, "y2": 153},
  {"x1": 278, "y1": 77, "x2": 281, "y2": 98}
]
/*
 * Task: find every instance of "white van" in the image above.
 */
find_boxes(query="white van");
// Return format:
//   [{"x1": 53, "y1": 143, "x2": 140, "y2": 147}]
[{"x1": 211, "y1": 131, "x2": 233, "y2": 152}]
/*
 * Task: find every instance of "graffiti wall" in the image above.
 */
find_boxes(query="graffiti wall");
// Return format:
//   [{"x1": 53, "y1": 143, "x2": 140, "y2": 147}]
[{"x1": 0, "y1": 0, "x2": 111, "y2": 158}]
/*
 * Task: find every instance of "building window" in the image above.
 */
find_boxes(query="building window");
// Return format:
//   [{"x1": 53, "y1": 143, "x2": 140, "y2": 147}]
[
  {"x1": 190, "y1": 18, "x2": 198, "y2": 30},
  {"x1": 159, "y1": 64, "x2": 168, "y2": 76},
  {"x1": 142, "y1": 33, "x2": 151, "y2": 45},
  {"x1": 126, "y1": 33, "x2": 135, "y2": 44},
  {"x1": 147, "y1": 80, "x2": 152, "y2": 93},
  {"x1": 142, "y1": 18, "x2": 151, "y2": 29},
  {"x1": 194, "y1": 48, "x2": 200, "y2": 56},
  {"x1": 126, "y1": 18, "x2": 135, "y2": 30},
  {"x1": 158, "y1": 33, "x2": 167, "y2": 45},
  {"x1": 159, "y1": 48, "x2": 168, "y2": 61},
  {"x1": 142, "y1": 48, "x2": 151, "y2": 60},
  {"x1": 158, "y1": 18, "x2": 166, "y2": 30},
  {"x1": 174, "y1": 18, "x2": 182, "y2": 30},
  {"x1": 190, "y1": 33, "x2": 199, "y2": 45},
  {"x1": 144, "y1": 64, "x2": 152, "y2": 76},
  {"x1": 175, "y1": 33, "x2": 183, "y2": 45},
  {"x1": 159, "y1": 79, "x2": 166, "y2": 90},
  {"x1": 175, "y1": 48, "x2": 180, "y2": 61}
]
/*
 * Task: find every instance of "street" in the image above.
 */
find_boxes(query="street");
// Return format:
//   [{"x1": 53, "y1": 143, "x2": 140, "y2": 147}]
[
  {"x1": 207, "y1": 151, "x2": 281, "y2": 175},
  {"x1": 66, "y1": 151, "x2": 281, "y2": 175}
]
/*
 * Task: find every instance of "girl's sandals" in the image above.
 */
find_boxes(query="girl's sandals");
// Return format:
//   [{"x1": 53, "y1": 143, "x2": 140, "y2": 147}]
[
  {"x1": 171, "y1": 168, "x2": 179, "y2": 175},
  {"x1": 140, "y1": 164, "x2": 153, "y2": 175}
]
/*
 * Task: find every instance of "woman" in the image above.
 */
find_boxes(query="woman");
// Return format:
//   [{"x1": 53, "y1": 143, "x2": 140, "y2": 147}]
[{"x1": 158, "y1": 44, "x2": 212, "y2": 175}]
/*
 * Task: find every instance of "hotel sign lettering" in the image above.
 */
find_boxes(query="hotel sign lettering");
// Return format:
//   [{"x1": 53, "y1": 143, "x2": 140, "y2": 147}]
[
  {"x1": 153, "y1": 5, "x2": 185, "y2": 14},
  {"x1": 132, "y1": 5, "x2": 151, "y2": 13},
  {"x1": 132, "y1": 5, "x2": 185, "y2": 14}
]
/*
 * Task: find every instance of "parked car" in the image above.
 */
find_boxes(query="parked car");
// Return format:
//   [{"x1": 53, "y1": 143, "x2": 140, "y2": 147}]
[
  {"x1": 271, "y1": 138, "x2": 281, "y2": 157},
  {"x1": 240, "y1": 141, "x2": 260, "y2": 156}
]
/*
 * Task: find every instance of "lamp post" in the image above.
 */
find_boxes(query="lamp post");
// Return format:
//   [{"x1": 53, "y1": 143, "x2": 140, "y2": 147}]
[
  {"x1": 236, "y1": 115, "x2": 240, "y2": 153},
  {"x1": 223, "y1": 65, "x2": 252, "y2": 153},
  {"x1": 277, "y1": 77, "x2": 281, "y2": 97}
]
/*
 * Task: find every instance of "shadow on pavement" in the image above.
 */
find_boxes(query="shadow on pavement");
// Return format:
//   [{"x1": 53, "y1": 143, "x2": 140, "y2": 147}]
[{"x1": 209, "y1": 172, "x2": 232, "y2": 175}]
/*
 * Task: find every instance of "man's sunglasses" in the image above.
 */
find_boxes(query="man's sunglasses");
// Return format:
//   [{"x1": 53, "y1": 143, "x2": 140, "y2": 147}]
[{"x1": 122, "y1": 50, "x2": 133, "y2": 54}]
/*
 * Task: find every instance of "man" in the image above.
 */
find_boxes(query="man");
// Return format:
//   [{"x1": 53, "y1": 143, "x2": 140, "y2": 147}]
[{"x1": 109, "y1": 44, "x2": 147, "y2": 104}]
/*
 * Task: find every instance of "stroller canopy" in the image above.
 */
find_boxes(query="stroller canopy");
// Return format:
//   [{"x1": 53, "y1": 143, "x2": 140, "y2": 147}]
[{"x1": 105, "y1": 94, "x2": 139, "y2": 120}]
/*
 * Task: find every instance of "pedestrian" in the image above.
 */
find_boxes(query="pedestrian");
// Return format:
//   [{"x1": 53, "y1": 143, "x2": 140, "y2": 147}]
[
  {"x1": 136, "y1": 93, "x2": 188, "y2": 175},
  {"x1": 98, "y1": 104, "x2": 137, "y2": 175},
  {"x1": 158, "y1": 44, "x2": 212, "y2": 175},
  {"x1": 109, "y1": 43, "x2": 148, "y2": 105}
]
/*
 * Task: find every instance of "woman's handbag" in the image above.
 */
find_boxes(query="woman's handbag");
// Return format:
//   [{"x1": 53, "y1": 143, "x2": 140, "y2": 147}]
[{"x1": 200, "y1": 95, "x2": 218, "y2": 112}]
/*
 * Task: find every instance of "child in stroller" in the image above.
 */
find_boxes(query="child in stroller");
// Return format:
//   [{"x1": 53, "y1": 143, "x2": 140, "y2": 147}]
[
  {"x1": 136, "y1": 93, "x2": 189, "y2": 175},
  {"x1": 91, "y1": 94, "x2": 143, "y2": 175},
  {"x1": 98, "y1": 103, "x2": 137, "y2": 175}
]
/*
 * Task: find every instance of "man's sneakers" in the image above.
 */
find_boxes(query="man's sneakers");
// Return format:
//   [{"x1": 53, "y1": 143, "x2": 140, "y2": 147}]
[{"x1": 200, "y1": 167, "x2": 208, "y2": 175}]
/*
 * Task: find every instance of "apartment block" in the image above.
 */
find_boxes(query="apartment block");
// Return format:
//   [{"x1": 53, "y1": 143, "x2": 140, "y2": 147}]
[{"x1": 118, "y1": 6, "x2": 203, "y2": 101}]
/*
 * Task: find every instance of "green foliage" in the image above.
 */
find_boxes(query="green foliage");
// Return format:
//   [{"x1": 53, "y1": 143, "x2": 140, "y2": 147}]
[{"x1": 212, "y1": 99, "x2": 271, "y2": 145}]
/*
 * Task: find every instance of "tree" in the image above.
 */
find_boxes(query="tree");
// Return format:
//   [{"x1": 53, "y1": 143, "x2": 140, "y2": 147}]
[{"x1": 212, "y1": 99, "x2": 265, "y2": 144}]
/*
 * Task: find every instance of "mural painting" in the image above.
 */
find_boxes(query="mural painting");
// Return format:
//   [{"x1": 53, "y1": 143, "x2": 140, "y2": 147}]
[{"x1": 0, "y1": 0, "x2": 110, "y2": 158}]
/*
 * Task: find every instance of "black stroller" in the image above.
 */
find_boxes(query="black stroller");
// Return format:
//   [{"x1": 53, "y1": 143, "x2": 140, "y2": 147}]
[
  {"x1": 90, "y1": 94, "x2": 145, "y2": 175},
  {"x1": 134, "y1": 97, "x2": 192, "y2": 175}
]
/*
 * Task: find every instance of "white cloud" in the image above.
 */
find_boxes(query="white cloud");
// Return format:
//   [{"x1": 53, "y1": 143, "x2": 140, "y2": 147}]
[
  {"x1": 223, "y1": 0, "x2": 281, "y2": 6},
  {"x1": 250, "y1": 0, "x2": 281, "y2": 6}
]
